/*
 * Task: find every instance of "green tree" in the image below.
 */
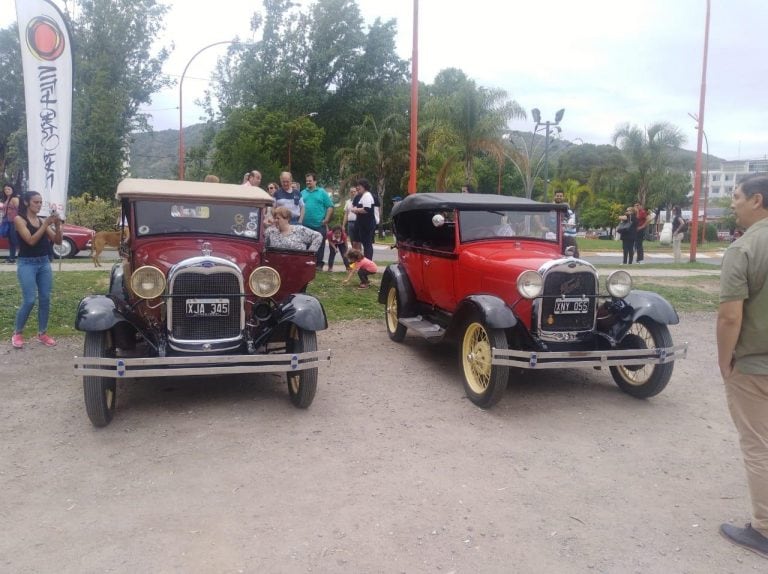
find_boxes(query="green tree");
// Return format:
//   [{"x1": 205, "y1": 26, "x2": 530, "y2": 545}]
[
  {"x1": 424, "y1": 69, "x2": 524, "y2": 190},
  {"x1": 556, "y1": 143, "x2": 627, "y2": 186},
  {"x1": 611, "y1": 122, "x2": 686, "y2": 206},
  {"x1": 336, "y1": 113, "x2": 407, "y2": 210},
  {"x1": 0, "y1": 24, "x2": 25, "y2": 183},
  {"x1": 549, "y1": 178, "x2": 594, "y2": 210},
  {"x1": 69, "y1": 0, "x2": 172, "y2": 198}
]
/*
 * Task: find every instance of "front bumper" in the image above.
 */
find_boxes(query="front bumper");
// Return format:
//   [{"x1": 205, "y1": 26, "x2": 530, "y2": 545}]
[
  {"x1": 73, "y1": 349, "x2": 331, "y2": 379},
  {"x1": 492, "y1": 343, "x2": 688, "y2": 369}
]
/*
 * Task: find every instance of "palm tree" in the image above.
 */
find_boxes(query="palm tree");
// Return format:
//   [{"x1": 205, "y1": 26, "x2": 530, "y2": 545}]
[
  {"x1": 425, "y1": 80, "x2": 525, "y2": 190},
  {"x1": 612, "y1": 122, "x2": 686, "y2": 206},
  {"x1": 336, "y1": 113, "x2": 407, "y2": 204}
]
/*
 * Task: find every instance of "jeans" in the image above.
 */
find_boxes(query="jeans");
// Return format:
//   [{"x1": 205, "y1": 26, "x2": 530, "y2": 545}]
[
  {"x1": 328, "y1": 242, "x2": 349, "y2": 269},
  {"x1": 358, "y1": 268, "x2": 374, "y2": 285},
  {"x1": 15, "y1": 256, "x2": 53, "y2": 334},
  {"x1": 6, "y1": 224, "x2": 19, "y2": 260},
  {"x1": 635, "y1": 229, "x2": 645, "y2": 262}
]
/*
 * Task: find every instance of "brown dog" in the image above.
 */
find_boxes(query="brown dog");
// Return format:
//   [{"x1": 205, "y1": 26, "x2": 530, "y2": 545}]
[{"x1": 92, "y1": 228, "x2": 128, "y2": 267}]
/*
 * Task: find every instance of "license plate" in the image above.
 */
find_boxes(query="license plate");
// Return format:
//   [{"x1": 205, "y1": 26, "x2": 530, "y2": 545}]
[
  {"x1": 185, "y1": 298, "x2": 230, "y2": 317},
  {"x1": 553, "y1": 297, "x2": 590, "y2": 315}
]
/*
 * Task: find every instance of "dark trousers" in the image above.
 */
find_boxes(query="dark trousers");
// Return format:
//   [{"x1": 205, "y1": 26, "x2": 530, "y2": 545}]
[
  {"x1": 358, "y1": 268, "x2": 373, "y2": 285},
  {"x1": 635, "y1": 229, "x2": 645, "y2": 262},
  {"x1": 357, "y1": 222, "x2": 375, "y2": 261},
  {"x1": 622, "y1": 238, "x2": 635, "y2": 264},
  {"x1": 328, "y1": 242, "x2": 349, "y2": 270},
  {"x1": 305, "y1": 224, "x2": 327, "y2": 269}
]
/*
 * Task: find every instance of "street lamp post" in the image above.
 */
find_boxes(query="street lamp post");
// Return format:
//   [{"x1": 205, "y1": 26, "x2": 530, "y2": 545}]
[
  {"x1": 689, "y1": 112, "x2": 710, "y2": 244},
  {"x1": 286, "y1": 112, "x2": 318, "y2": 174},
  {"x1": 531, "y1": 108, "x2": 565, "y2": 199},
  {"x1": 179, "y1": 40, "x2": 243, "y2": 181}
]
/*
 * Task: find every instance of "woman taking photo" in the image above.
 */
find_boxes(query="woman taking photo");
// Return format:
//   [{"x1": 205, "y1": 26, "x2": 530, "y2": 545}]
[
  {"x1": 11, "y1": 191, "x2": 62, "y2": 349},
  {"x1": 617, "y1": 206, "x2": 638, "y2": 265}
]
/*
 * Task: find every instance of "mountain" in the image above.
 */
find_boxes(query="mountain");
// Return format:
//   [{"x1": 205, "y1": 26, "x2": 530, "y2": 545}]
[{"x1": 127, "y1": 124, "x2": 207, "y2": 179}]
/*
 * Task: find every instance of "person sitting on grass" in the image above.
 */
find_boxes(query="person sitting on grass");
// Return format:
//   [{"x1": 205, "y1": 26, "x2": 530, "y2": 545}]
[{"x1": 343, "y1": 248, "x2": 377, "y2": 289}]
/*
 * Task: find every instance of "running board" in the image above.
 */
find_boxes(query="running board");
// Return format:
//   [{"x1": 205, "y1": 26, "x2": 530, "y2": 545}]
[{"x1": 399, "y1": 316, "x2": 445, "y2": 341}]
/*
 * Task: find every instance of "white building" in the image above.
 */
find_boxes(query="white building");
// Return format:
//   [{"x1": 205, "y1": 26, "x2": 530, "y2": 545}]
[{"x1": 695, "y1": 158, "x2": 768, "y2": 201}]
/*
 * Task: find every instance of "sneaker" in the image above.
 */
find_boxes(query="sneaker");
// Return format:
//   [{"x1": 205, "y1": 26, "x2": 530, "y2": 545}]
[
  {"x1": 720, "y1": 523, "x2": 768, "y2": 558},
  {"x1": 358, "y1": 283, "x2": 370, "y2": 289},
  {"x1": 326, "y1": 267, "x2": 334, "y2": 272},
  {"x1": 37, "y1": 333, "x2": 57, "y2": 347},
  {"x1": 11, "y1": 333, "x2": 24, "y2": 348}
]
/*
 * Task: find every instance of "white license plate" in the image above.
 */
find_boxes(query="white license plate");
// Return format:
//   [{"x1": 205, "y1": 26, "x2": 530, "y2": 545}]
[
  {"x1": 553, "y1": 297, "x2": 590, "y2": 315},
  {"x1": 185, "y1": 298, "x2": 230, "y2": 317}
]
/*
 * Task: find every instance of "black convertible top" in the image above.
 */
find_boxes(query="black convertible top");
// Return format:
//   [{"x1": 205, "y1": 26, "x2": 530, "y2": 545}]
[{"x1": 390, "y1": 192, "x2": 568, "y2": 217}]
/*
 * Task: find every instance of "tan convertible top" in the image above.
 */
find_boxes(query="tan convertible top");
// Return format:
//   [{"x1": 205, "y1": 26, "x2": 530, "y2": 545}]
[{"x1": 116, "y1": 178, "x2": 273, "y2": 205}]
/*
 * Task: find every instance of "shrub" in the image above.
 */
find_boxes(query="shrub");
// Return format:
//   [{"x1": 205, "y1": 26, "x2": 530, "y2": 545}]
[{"x1": 67, "y1": 194, "x2": 120, "y2": 231}]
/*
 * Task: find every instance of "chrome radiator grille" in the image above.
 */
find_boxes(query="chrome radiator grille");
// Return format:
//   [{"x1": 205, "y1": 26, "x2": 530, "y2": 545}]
[
  {"x1": 539, "y1": 270, "x2": 597, "y2": 332},
  {"x1": 169, "y1": 271, "x2": 242, "y2": 341}
]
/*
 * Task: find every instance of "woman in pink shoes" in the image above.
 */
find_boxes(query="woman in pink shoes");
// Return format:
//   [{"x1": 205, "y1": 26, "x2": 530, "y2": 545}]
[{"x1": 10, "y1": 191, "x2": 62, "y2": 349}]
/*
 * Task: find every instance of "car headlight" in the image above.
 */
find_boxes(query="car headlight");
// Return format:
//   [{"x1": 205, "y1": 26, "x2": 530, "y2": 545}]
[
  {"x1": 130, "y1": 265, "x2": 166, "y2": 299},
  {"x1": 606, "y1": 270, "x2": 632, "y2": 298},
  {"x1": 517, "y1": 270, "x2": 543, "y2": 299},
  {"x1": 249, "y1": 266, "x2": 281, "y2": 298}
]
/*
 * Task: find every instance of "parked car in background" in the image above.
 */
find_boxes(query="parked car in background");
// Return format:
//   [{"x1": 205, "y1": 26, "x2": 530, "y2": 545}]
[
  {"x1": 73, "y1": 179, "x2": 330, "y2": 426},
  {"x1": 379, "y1": 193, "x2": 687, "y2": 408},
  {"x1": 0, "y1": 222, "x2": 94, "y2": 258}
]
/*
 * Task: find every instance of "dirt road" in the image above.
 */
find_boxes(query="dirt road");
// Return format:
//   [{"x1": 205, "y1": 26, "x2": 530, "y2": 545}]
[{"x1": 0, "y1": 313, "x2": 761, "y2": 573}]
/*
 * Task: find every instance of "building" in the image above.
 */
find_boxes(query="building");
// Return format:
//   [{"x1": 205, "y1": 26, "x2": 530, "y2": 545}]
[{"x1": 695, "y1": 158, "x2": 768, "y2": 202}]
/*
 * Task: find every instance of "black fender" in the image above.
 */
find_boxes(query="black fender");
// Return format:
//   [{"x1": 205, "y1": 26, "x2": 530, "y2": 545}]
[
  {"x1": 453, "y1": 294, "x2": 517, "y2": 330},
  {"x1": 377, "y1": 264, "x2": 416, "y2": 316},
  {"x1": 277, "y1": 293, "x2": 328, "y2": 331},
  {"x1": 625, "y1": 290, "x2": 680, "y2": 325},
  {"x1": 108, "y1": 262, "x2": 128, "y2": 302},
  {"x1": 75, "y1": 295, "x2": 129, "y2": 332}
]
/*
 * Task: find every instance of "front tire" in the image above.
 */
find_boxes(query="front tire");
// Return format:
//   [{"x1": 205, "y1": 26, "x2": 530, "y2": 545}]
[
  {"x1": 83, "y1": 330, "x2": 116, "y2": 427},
  {"x1": 460, "y1": 320, "x2": 509, "y2": 408},
  {"x1": 286, "y1": 325, "x2": 318, "y2": 408},
  {"x1": 610, "y1": 317, "x2": 674, "y2": 398},
  {"x1": 53, "y1": 238, "x2": 77, "y2": 258},
  {"x1": 385, "y1": 286, "x2": 407, "y2": 342}
]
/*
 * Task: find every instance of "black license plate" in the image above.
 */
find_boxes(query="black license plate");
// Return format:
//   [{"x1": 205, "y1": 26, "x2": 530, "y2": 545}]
[
  {"x1": 553, "y1": 297, "x2": 589, "y2": 315},
  {"x1": 185, "y1": 298, "x2": 230, "y2": 317}
]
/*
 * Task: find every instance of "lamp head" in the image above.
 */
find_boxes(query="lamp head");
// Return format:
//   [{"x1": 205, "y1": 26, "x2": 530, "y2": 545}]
[
  {"x1": 554, "y1": 108, "x2": 565, "y2": 123},
  {"x1": 531, "y1": 108, "x2": 541, "y2": 124}
]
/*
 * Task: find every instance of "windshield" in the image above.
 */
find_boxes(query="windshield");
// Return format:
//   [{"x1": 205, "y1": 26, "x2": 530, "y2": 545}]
[
  {"x1": 134, "y1": 200, "x2": 263, "y2": 238},
  {"x1": 459, "y1": 209, "x2": 560, "y2": 243}
]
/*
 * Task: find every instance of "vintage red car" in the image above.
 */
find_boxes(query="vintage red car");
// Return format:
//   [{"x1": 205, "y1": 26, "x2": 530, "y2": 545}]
[
  {"x1": 73, "y1": 179, "x2": 330, "y2": 426},
  {"x1": 0, "y1": 222, "x2": 94, "y2": 258},
  {"x1": 378, "y1": 193, "x2": 687, "y2": 408}
]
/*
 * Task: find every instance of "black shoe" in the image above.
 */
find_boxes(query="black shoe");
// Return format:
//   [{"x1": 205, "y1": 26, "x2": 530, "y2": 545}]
[{"x1": 720, "y1": 523, "x2": 768, "y2": 558}]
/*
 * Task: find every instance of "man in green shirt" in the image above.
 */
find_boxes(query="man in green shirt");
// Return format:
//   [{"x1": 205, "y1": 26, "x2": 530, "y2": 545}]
[
  {"x1": 717, "y1": 173, "x2": 768, "y2": 559},
  {"x1": 301, "y1": 172, "x2": 333, "y2": 270}
]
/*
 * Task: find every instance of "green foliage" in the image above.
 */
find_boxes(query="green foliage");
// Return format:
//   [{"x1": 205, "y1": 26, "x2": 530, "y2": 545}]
[
  {"x1": 579, "y1": 198, "x2": 624, "y2": 230},
  {"x1": 0, "y1": 24, "x2": 25, "y2": 183},
  {"x1": 69, "y1": 0, "x2": 172, "y2": 199},
  {"x1": 66, "y1": 194, "x2": 121, "y2": 231},
  {"x1": 556, "y1": 143, "x2": 626, "y2": 186}
]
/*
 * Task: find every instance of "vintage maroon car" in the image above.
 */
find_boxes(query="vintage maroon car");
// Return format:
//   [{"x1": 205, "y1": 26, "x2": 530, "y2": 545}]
[
  {"x1": 378, "y1": 193, "x2": 687, "y2": 408},
  {"x1": 73, "y1": 179, "x2": 330, "y2": 426},
  {"x1": 0, "y1": 222, "x2": 94, "y2": 258}
]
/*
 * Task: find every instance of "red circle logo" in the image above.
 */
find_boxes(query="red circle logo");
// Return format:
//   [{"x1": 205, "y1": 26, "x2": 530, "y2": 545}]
[{"x1": 26, "y1": 16, "x2": 65, "y2": 61}]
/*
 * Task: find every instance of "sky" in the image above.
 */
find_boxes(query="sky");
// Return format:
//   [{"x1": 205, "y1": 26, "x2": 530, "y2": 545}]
[{"x1": 3, "y1": 0, "x2": 767, "y2": 161}]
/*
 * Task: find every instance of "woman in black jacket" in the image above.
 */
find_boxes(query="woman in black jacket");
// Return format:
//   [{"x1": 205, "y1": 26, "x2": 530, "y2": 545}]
[{"x1": 617, "y1": 206, "x2": 638, "y2": 265}]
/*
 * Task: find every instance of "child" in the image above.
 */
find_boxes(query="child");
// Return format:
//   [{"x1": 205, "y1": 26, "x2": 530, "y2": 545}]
[
  {"x1": 326, "y1": 225, "x2": 350, "y2": 271},
  {"x1": 343, "y1": 248, "x2": 377, "y2": 289}
]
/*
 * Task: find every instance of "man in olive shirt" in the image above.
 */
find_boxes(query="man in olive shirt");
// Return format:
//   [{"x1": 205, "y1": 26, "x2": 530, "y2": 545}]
[{"x1": 717, "y1": 173, "x2": 768, "y2": 558}]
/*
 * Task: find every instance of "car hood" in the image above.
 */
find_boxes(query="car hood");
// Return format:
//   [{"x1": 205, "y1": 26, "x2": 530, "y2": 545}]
[
  {"x1": 460, "y1": 242, "x2": 558, "y2": 272},
  {"x1": 62, "y1": 223, "x2": 95, "y2": 234},
  {"x1": 131, "y1": 236, "x2": 262, "y2": 273}
]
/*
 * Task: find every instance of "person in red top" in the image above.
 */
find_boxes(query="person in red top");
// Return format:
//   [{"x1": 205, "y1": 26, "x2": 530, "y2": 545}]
[
  {"x1": 326, "y1": 225, "x2": 350, "y2": 271},
  {"x1": 343, "y1": 248, "x2": 377, "y2": 289},
  {"x1": 634, "y1": 201, "x2": 648, "y2": 263}
]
